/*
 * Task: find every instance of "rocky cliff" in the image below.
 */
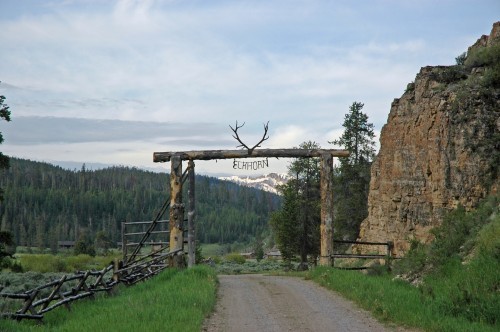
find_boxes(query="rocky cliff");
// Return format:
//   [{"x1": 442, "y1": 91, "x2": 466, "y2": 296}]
[{"x1": 356, "y1": 22, "x2": 500, "y2": 257}]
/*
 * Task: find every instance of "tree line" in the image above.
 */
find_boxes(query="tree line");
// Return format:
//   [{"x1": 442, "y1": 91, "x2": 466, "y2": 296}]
[
  {"x1": 271, "y1": 102, "x2": 376, "y2": 268},
  {"x1": 0, "y1": 158, "x2": 281, "y2": 252}
]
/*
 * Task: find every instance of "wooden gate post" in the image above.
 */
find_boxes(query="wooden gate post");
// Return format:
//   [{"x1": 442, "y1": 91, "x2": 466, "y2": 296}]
[
  {"x1": 169, "y1": 155, "x2": 185, "y2": 267},
  {"x1": 187, "y1": 160, "x2": 196, "y2": 267},
  {"x1": 319, "y1": 153, "x2": 334, "y2": 266}
]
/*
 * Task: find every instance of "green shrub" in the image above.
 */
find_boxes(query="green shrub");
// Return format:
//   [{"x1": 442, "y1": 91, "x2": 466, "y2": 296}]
[
  {"x1": 393, "y1": 239, "x2": 428, "y2": 276},
  {"x1": 224, "y1": 253, "x2": 246, "y2": 264},
  {"x1": 455, "y1": 52, "x2": 467, "y2": 65},
  {"x1": 430, "y1": 196, "x2": 498, "y2": 266},
  {"x1": 476, "y1": 213, "x2": 500, "y2": 258},
  {"x1": 391, "y1": 195, "x2": 500, "y2": 328},
  {"x1": 465, "y1": 44, "x2": 500, "y2": 69},
  {"x1": 430, "y1": 66, "x2": 468, "y2": 83},
  {"x1": 483, "y1": 63, "x2": 500, "y2": 87}
]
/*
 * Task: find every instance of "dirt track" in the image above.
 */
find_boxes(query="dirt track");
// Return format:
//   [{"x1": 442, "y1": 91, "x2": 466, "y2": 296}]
[{"x1": 203, "y1": 274, "x2": 408, "y2": 332}]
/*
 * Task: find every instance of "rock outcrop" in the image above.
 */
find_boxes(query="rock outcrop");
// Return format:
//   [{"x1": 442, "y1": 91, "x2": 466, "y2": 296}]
[{"x1": 357, "y1": 22, "x2": 500, "y2": 257}]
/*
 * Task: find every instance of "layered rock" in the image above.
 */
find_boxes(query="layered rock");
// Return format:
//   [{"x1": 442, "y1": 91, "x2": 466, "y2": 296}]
[{"x1": 357, "y1": 22, "x2": 500, "y2": 257}]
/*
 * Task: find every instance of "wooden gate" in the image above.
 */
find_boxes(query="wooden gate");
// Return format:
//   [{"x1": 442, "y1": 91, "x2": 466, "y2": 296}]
[{"x1": 153, "y1": 147, "x2": 349, "y2": 267}]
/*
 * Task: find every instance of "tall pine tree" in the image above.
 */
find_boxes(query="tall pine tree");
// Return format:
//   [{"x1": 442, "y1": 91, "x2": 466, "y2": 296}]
[
  {"x1": 0, "y1": 86, "x2": 12, "y2": 201},
  {"x1": 270, "y1": 141, "x2": 321, "y2": 269},
  {"x1": 0, "y1": 85, "x2": 13, "y2": 262},
  {"x1": 330, "y1": 102, "x2": 376, "y2": 240}
]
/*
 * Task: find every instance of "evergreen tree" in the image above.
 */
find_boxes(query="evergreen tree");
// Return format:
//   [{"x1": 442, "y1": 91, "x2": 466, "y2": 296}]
[
  {"x1": 329, "y1": 102, "x2": 376, "y2": 240},
  {"x1": 0, "y1": 85, "x2": 12, "y2": 202},
  {"x1": 74, "y1": 231, "x2": 96, "y2": 257},
  {"x1": 0, "y1": 230, "x2": 14, "y2": 261},
  {"x1": 270, "y1": 141, "x2": 321, "y2": 269},
  {"x1": 0, "y1": 87, "x2": 13, "y2": 261},
  {"x1": 0, "y1": 158, "x2": 280, "y2": 249}
]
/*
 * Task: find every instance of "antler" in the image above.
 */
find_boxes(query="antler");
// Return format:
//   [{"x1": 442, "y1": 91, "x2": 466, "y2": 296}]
[
  {"x1": 229, "y1": 121, "x2": 270, "y2": 154},
  {"x1": 229, "y1": 121, "x2": 250, "y2": 150}
]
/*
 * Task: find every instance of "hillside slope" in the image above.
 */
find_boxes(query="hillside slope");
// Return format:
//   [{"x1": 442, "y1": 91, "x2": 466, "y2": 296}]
[{"x1": 0, "y1": 158, "x2": 280, "y2": 248}]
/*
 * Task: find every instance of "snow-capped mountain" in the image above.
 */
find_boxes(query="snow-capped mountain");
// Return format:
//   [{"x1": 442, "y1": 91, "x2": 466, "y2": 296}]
[{"x1": 218, "y1": 173, "x2": 289, "y2": 195}]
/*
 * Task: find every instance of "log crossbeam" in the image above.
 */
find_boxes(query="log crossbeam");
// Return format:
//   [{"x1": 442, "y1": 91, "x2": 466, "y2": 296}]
[
  {"x1": 154, "y1": 148, "x2": 349, "y2": 162},
  {"x1": 154, "y1": 147, "x2": 349, "y2": 267}
]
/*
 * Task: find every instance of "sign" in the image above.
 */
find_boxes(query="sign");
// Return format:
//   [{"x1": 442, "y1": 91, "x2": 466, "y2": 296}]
[{"x1": 233, "y1": 158, "x2": 269, "y2": 170}]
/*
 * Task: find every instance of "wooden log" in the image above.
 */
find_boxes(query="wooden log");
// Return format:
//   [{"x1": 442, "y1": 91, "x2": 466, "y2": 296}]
[
  {"x1": 2, "y1": 313, "x2": 44, "y2": 320},
  {"x1": 187, "y1": 160, "x2": 196, "y2": 268},
  {"x1": 38, "y1": 292, "x2": 94, "y2": 315},
  {"x1": 0, "y1": 293, "x2": 30, "y2": 299},
  {"x1": 333, "y1": 239, "x2": 391, "y2": 246},
  {"x1": 154, "y1": 148, "x2": 349, "y2": 162},
  {"x1": 40, "y1": 275, "x2": 67, "y2": 310},
  {"x1": 331, "y1": 254, "x2": 387, "y2": 259},
  {"x1": 169, "y1": 155, "x2": 185, "y2": 268},
  {"x1": 123, "y1": 220, "x2": 169, "y2": 225},
  {"x1": 124, "y1": 230, "x2": 169, "y2": 236},
  {"x1": 319, "y1": 153, "x2": 334, "y2": 267}
]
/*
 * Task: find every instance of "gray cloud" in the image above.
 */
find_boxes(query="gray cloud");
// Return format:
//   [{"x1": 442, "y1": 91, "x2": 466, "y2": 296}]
[{"x1": 2, "y1": 116, "x2": 230, "y2": 146}]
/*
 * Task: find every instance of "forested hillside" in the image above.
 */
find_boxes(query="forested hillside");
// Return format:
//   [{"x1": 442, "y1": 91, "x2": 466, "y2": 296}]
[{"x1": 0, "y1": 158, "x2": 280, "y2": 250}]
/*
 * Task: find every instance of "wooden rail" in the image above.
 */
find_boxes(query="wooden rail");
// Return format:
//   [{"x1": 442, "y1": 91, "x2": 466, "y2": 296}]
[
  {"x1": 0, "y1": 249, "x2": 181, "y2": 321},
  {"x1": 331, "y1": 240, "x2": 394, "y2": 269}
]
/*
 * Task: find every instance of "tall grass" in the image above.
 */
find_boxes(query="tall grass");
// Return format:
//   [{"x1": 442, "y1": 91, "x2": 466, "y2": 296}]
[
  {"x1": 308, "y1": 195, "x2": 499, "y2": 332},
  {"x1": 0, "y1": 266, "x2": 217, "y2": 332},
  {"x1": 308, "y1": 267, "x2": 497, "y2": 332},
  {"x1": 16, "y1": 253, "x2": 120, "y2": 273}
]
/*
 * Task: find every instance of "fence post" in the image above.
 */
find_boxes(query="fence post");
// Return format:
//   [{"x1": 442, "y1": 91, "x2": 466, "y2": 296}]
[
  {"x1": 169, "y1": 155, "x2": 185, "y2": 268},
  {"x1": 187, "y1": 160, "x2": 196, "y2": 268},
  {"x1": 319, "y1": 153, "x2": 334, "y2": 266},
  {"x1": 121, "y1": 221, "x2": 126, "y2": 263},
  {"x1": 386, "y1": 241, "x2": 394, "y2": 271}
]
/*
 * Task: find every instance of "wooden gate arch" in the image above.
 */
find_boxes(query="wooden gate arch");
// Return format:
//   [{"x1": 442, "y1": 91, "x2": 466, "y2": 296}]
[{"x1": 153, "y1": 148, "x2": 349, "y2": 267}]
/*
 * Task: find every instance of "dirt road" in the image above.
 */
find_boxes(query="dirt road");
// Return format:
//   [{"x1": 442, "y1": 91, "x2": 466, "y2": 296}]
[{"x1": 203, "y1": 274, "x2": 407, "y2": 332}]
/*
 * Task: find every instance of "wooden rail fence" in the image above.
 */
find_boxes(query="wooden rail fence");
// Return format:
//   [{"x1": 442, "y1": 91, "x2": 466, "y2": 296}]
[
  {"x1": 0, "y1": 247, "x2": 182, "y2": 321},
  {"x1": 332, "y1": 240, "x2": 394, "y2": 269},
  {"x1": 1, "y1": 265, "x2": 115, "y2": 320}
]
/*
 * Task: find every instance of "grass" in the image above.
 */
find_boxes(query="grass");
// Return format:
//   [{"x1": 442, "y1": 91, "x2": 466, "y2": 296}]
[
  {"x1": 14, "y1": 253, "x2": 121, "y2": 273},
  {"x1": 0, "y1": 266, "x2": 217, "y2": 332},
  {"x1": 308, "y1": 267, "x2": 497, "y2": 332},
  {"x1": 307, "y1": 195, "x2": 500, "y2": 332}
]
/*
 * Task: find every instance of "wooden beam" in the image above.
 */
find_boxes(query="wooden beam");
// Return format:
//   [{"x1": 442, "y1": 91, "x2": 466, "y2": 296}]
[
  {"x1": 187, "y1": 160, "x2": 196, "y2": 268},
  {"x1": 319, "y1": 153, "x2": 334, "y2": 266},
  {"x1": 169, "y1": 155, "x2": 185, "y2": 268},
  {"x1": 154, "y1": 148, "x2": 349, "y2": 162}
]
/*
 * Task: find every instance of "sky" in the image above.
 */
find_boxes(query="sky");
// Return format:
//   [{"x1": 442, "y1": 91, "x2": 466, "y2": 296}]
[{"x1": 0, "y1": 0, "x2": 498, "y2": 176}]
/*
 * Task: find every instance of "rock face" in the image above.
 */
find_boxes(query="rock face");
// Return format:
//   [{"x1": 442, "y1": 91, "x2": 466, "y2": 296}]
[{"x1": 357, "y1": 22, "x2": 500, "y2": 257}]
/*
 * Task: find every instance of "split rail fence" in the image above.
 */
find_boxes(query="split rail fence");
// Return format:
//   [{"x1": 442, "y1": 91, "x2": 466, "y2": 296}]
[
  {"x1": 0, "y1": 165, "x2": 194, "y2": 322},
  {"x1": 0, "y1": 196, "x2": 181, "y2": 321},
  {"x1": 331, "y1": 239, "x2": 395, "y2": 269},
  {"x1": 0, "y1": 235, "x2": 180, "y2": 321}
]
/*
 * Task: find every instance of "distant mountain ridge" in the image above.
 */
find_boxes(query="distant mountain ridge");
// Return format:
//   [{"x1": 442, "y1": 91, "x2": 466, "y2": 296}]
[
  {"x1": 0, "y1": 158, "x2": 281, "y2": 247},
  {"x1": 218, "y1": 173, "x2": 289, "y2": 194}
]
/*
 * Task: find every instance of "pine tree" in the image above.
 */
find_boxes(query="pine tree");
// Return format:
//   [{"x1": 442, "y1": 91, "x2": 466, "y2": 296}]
[
  {"x1": 330, "y1": 102, "x2": 376, "y2": 240},
  {"x1": 270, "y1": 141, "x2": 321, "y2": 269},
  {"x1": 0, "y1": 86, "x2": 12, "y2": 201}
]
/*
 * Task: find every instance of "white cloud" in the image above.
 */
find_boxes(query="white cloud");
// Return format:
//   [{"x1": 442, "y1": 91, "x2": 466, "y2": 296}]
[{"x1": 1, "y1": 0, "x2": 498, "y2": 175}]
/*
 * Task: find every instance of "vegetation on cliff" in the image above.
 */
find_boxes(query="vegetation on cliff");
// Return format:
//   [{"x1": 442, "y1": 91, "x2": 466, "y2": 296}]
[{"x1": 450, "y1": 42, "x2": 500, "y2": 189}]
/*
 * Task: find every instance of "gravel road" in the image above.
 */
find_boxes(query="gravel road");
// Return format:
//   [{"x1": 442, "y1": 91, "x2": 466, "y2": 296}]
[{"x1": 202, "y1": 274, "x2": 409, "y2": 332}]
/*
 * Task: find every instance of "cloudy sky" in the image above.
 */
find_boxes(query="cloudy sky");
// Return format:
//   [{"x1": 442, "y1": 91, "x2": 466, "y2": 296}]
[{"x1": 0, "y1": 0, "x2": 498, "y2": 176}]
